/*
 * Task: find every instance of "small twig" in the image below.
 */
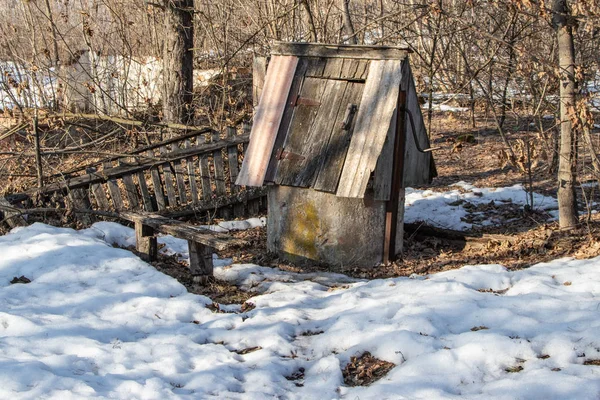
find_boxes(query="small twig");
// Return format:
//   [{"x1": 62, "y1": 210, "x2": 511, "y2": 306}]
[{"x1": 0, "y1": 206, "x2": 120, "y2": 225}]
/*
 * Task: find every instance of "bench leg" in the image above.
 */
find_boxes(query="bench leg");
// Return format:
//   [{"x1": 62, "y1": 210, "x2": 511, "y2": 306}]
[
  {"x1": 188, "y1": 241, "x2": 214, "y2": 284},
  {"x1": 135, "y1": 221, "x2": 157, "y2": 262}
]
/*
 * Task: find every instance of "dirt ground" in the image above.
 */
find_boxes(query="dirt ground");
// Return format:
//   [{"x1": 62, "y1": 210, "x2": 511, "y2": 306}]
[
  {"x1": 3, "y1": 109, "x2": 600, "y2": 302},
  {"x1": 216, "y1": 110, "x2": 600, "y2": 283}
]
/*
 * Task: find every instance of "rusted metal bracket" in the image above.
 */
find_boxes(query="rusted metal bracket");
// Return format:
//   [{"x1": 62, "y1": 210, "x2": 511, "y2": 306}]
[
  {"x1": 340, "y1": 104, "x2": 358, "y2": 130},
  {"x1": 276, "y1": 148, "x2": 306, "y2": 161},
  {"x1": 295, "y1": 97, "x2": 321, "y2": 107}
]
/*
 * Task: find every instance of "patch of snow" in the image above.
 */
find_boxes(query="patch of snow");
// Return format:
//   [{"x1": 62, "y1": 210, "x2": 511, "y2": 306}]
[
  {"x1": 405, "y1": 182, "x2": 558, "y2": 230},
  {"x1": 1, "y1": 223, "x2": 600, "y2": 399},
  {"x1": 432, "y1": 103, "x2": 469, "y2": 112}
]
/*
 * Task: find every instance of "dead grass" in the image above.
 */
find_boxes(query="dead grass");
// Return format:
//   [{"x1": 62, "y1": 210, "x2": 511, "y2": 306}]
[
  {"x1": 583, "y1": 359, "x2": 600, "y2": 366},
  {"x1": 342, "y1": 352, "x2": 396, "y2": 386},
  {"x1": 4, "y1": 110, "x2": 600, "y2": 294},
  {"x1": 150, "y1": 253, "x2": 253, "y2": 305}
]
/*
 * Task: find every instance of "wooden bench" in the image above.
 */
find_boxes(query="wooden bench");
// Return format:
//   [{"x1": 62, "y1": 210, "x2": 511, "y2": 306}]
[
  {"x1": 121, "y1": 211, "x2": 246, "y2": 283},
  {"x1": 6, "y1": 123, "x2": 266, "y2": 281}
]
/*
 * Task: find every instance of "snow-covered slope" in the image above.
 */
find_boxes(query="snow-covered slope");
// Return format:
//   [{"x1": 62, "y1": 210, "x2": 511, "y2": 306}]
[{"x1": 1, "y1": 221, "x2": 600, "y2": 399}]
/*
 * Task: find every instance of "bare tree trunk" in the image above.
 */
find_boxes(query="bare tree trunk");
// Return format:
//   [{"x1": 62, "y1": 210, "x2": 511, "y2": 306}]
[
  {"x1": 43, "y1": 0, "x2": 59, "y2": 110},
  {"x1": 43, "y1": 0, "x2": 59, "y2": 67},
  {"x1": 301, "y1": 0, "x2": 318, "y2": 42},
  {"x1": 553, "y1": 0, "x2": 578, "y2": 228},
  {"x1": 341, "y1": 0, "x2": 357, "y2": 44},
  {"x1": 163, "y1": 0, "x2": 194, "y2": 127},
  {"x1": 33, "y1": 111, "x2": 43, "y2": 188},
  {"x1": 499, "y1": 14, "x2": 517, "y2": 129}
]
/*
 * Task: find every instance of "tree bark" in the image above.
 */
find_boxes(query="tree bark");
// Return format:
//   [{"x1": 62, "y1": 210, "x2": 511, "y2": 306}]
[
  {"x1": 163, "y1": 0, "x2": 194, "y2": 128},
  {"x1": 553, "y1": 0, "x2": 578, "y2": 228},
  {"x1": 341, "y1": 0, "x2": 357, "y2": 44},
  {"x1": 300, "y1": 0, "x2": 318, "y2": 42}
]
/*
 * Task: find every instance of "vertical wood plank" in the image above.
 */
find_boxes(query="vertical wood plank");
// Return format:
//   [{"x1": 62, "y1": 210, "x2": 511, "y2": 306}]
[
  {"x1": 160, "y1": 146, "x2": 178, "y2": 207},
  {"x1": 68, "y1": 188, "x2": 93, "y2": 224},
  {"x1": 313, "y1": 81, "x2": 365, "y2": 192},
  {"x1": 226, "y1": 127, "x2": 240, "y2": 194},
  {"x1": 173, "y1": 157, "x2": 188, "y2": 204},
  {"x1": 275, "y1": 76, "x2": 326, "y2": 185},
  {"x1": 402, "y1": 63, "x2": 435, "y2": 187},
  {"x1": 121, "y1": 174, "x2": 140, "y2": 209},
  {"x1": 280, "y1": 79, "x2": 348, "y2": 187},
  {"x1": 184, "y1": 139, "x2": 199, "y2": 205},
  {"x1": 119, "y1": 160, "x2": 140, "y2": 210},
  {"x1": 212, "y1": 131, "x2": 227, "y2": 196},
  {"x1": 305, "y1": 57, "x2": 327, "y2": 77},
  {"x1": 339, "y1": 59, "x2": 359, "y2": 80},
  {"x1": 236, "y1": 55, "x2": 299, "y2": 187},
  {"x1": 198, "y1": 134, "x2": 212, "y2": 200},
  {"x1": 336, "y1": 59, "x2": 403, "y2": 198},
  {"x1": 383, "y1": 90, "x2": 407, "y2": 264},
  {"x1": 322, "y1": 58, "x2": 344, "y2": 79},
  {"x1": 373, "y1": 112, "x2": 396, "y2": 201},
  {"x1": 136, "y1": 170, "x2": 154, "y2": 211},
  {"x1": 340, "y1": 59, "x2": 369, "y2": 80},
  {"x1": 103, "y1": 161, "x2": 124, "y2": 211},
  {"x1": 147, "y1": 150, "x2": 166, "y2": 211},
  {"x1": 91, "y1": 182, "x2": 110, "y2": 210}
]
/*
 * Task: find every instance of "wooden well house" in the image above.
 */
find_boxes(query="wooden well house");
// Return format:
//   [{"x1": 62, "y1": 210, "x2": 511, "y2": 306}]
[{"x1": 237, "y1": 42, "x2": 436, "y2": 267}]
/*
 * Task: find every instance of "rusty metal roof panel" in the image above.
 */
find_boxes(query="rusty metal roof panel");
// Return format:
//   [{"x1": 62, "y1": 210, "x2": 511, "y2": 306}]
[{"x1": 236, "y1": 55, "x2": 298, "y2": 187}]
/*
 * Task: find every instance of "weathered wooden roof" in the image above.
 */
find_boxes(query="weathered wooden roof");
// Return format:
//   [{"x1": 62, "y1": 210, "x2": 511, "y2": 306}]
[{"x1": 237, "y1": 42, "x2": 435, "y2": 198}]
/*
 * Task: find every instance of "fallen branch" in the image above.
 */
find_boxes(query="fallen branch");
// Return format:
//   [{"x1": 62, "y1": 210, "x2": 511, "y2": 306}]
[
  {"x1": 403, "y1": 222, "x2": 516, "y2": 244},
  {"x1": 0, "y1": 197, "x2": 28, "y2": 228},
  {"x1": 55, "y1": 113, "x2": 212, "y2": 133},
  {"x1": 0, "y1": 206, "x2": 120, "y2": 226}
]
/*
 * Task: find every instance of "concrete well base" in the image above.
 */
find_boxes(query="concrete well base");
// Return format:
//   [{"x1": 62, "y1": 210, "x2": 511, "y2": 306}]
[{"x1": 267, "y1": 186, "x2": 404, "y2": 267}]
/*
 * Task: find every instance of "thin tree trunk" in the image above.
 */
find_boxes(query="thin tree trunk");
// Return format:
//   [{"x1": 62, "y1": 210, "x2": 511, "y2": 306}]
[
  {"x1": 33, "y1": 111, "x2": 43, "y2": 188},
  {"x1": 300, "y1": 0, "x2": 318, "y2": 42},
  {"x1": 499, "y1": 16, "x2": 517, "y2": 129},
  {"x1": 341, "y1": 0, "x2": 357, "y2": 44},
  {"x1": 553, "y1": 0, "x2": 578, "y2": 228},
  {"x1": 163, "y1": 0, "x2": 194, "y2": 128},
  {"x1": 43, "y1": 0, "x2": 59, "y2": 110}
]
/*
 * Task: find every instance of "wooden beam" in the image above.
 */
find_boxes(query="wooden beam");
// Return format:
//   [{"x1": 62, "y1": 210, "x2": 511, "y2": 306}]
[
  {"x1": 271, "y1": 42, "x2": 410, "y2": 60},
  {"x1": 30, "y1": 134, "x2": 249, "y2": 195},
  {"x1": 383, "y1": 90, "x2": 407, "y2": 264},
  {"x1": 135, "y1": 221, "x2": 157, "y2": 262},
  {"x1": 56, "y1": 112, "x2": 213, "y2": 133},
  {"x1": 120, "y1": 211, "x2": 246, "y2": 251}
]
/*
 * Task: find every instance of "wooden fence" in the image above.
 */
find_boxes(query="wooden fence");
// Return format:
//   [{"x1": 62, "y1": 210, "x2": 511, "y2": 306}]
[{"x1": 9, "y1": 122, "x2": 266, "y2": 222}]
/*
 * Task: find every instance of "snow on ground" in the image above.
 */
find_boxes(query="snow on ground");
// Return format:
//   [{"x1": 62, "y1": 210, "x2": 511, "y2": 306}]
[
  {"x1": 1, "y1": 223, "x2": 600, "y2": 399},
  {"x1": 431, "y1": 103, "x2": 469, "y2": 112},
  {"x1": 405, "y1": 181, "x2": 559, "y2": 230},
  {"x1": 1, "y1": 184, "x2": 599, "y2": 399}
]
